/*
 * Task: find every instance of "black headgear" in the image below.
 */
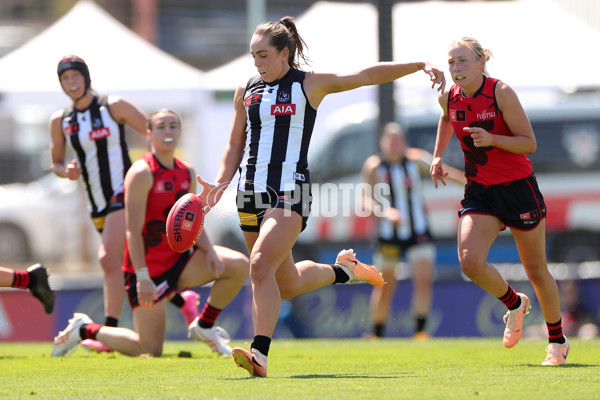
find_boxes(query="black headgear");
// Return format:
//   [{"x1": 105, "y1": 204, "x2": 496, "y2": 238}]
[{"x1": 57, "y1": 55, "x2": 91, "y2": 91}]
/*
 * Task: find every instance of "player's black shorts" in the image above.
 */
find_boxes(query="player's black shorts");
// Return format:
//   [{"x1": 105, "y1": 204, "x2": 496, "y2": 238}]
[
  {"x1": 459, "y1": 174, "x2": 546, "y2": 231},
  {"x1": 236, "y1": 183, "x2": 312, "y2": 233},
  {"x1": 91, "y1": 192, "x2": 125, "y2": 233},
  {"x1": 377, "y1": 230, "x2": 434, "y2": 254},
  {"x1": 124, "y1": 249, "x2": 193, "y2": 309}
]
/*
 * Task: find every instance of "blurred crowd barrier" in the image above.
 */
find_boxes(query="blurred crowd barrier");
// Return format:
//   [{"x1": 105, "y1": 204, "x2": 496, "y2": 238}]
[{"x1": 1, "y1": 273, "x2": 598, "y2": 342}]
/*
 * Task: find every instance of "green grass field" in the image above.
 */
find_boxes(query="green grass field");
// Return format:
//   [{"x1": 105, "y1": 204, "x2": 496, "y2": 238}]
[{"x1": 1, "y1": 338, "x2": 598, "y2": 399}]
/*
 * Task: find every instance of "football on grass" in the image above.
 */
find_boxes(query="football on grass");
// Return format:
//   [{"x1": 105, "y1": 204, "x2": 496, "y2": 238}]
[{"x1": 166, "y1": 193, "x2": 204, "y2": 253}]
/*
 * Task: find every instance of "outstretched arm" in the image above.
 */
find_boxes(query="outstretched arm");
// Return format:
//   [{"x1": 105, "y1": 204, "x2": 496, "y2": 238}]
[{"x1": 305, "y1": 61, "x2": 445, "y2": 108}]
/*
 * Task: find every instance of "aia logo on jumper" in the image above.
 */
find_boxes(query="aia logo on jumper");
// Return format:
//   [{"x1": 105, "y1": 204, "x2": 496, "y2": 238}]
[
  {"x1": 89, "y1": 127, "x2": 110, "y2": 141},
  {"x1": 271, "y1": 104, "x2": 296, "y2": 115},
  {"x1": 450, "y1": 109, "x2": 466, "y2": 122}
]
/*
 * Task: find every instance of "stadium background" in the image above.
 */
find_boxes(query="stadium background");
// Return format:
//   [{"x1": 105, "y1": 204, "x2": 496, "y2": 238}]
[{"x1": 0, "y1": 0, "x2": 598, "y2": 341}]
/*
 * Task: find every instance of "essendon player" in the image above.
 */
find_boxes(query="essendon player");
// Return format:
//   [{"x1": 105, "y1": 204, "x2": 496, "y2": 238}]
[
  {"x1": 52, "y1": 110, "x2": 249, "y2": 358},
  {"x1": 430, "y1": 37, "x2": 568, "y2": 365}
]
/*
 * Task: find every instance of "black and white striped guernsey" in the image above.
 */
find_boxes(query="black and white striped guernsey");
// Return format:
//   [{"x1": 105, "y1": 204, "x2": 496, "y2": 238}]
[
  {"x1": 239, "y1": 68, "x2": 317, "y2": 192},
  {"x1": 377, "y1": 158, "x2": 429, "y2": 241},
  {"x1": 61, "y1": 95, "x2": 131, "y2": 217}
]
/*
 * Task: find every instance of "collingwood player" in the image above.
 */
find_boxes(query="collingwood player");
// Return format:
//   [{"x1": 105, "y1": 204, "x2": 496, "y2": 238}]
[{"x1": 195, "y1": 17, "x2": 445, "y2": 377}]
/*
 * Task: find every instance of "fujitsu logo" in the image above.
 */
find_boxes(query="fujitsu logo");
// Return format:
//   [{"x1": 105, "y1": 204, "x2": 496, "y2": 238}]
[
  {"x1": 89, "y1": 127, "x2": 110, "y2": 140},
  {"x1": 476, "y1": 109, "x2": 496, "y2": 120},
  {"x1": 271, "y1": 104, "x2": 296, "y2": 115}
]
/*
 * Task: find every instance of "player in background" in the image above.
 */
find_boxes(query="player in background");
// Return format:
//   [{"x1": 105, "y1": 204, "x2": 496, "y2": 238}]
[
  {"x1": 195, "y1": 16, "x2": 445, "y2": 377},
  {"x1": 50, "y1": 56, "x2": 201, "y2": 351},
  {"x1": 0, "y1": 264, "x2": 54, "y2": 314},
  {"x1": 51, "y1": 109, "x2": 249, "y2": 358},
  {"x1": 362, "y1": 122, "x2": 466, "y2": 340},
  {"x1": 430, "y1": 37, "x2": 568, "y2": 365}
]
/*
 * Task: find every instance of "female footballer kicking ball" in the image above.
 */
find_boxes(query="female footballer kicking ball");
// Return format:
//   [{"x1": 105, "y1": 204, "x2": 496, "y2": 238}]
[{"x1": 196, "y1": 16, "x2": 445, "y2": 377}]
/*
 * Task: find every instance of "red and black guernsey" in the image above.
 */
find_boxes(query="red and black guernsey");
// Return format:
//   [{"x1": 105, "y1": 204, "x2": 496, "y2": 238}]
[
  {"x1": 447, "y1": 76, "x2": 533, "y2": 185},
  {"x1": 122, "y1": 152, "x2": 191, "y2": 277}
]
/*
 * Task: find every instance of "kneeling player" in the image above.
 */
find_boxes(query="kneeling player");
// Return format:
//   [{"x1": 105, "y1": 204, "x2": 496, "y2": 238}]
[{"x1": 52, "y1": 109, "x2": 249, "y2": 357}]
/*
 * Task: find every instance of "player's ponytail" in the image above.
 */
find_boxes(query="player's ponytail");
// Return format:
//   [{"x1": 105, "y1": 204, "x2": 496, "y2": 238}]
[{"x1": 254, "y1": 16, "x2": 310, "y2": 69}]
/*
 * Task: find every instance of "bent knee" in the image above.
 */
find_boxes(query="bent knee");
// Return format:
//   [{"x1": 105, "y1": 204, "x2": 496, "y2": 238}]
[
  {"x1": 459, "y1": 253, "x2": 486, "y2": 278},
  {"x1": 249, "y1": 253, "x2": 274, "y2": 284},
  {"x1": 97, "y1": 252, "x2": 122, "y2": 271},
  {"x1": 524, "y1": 265, "x2": 552, "y2": 283}
]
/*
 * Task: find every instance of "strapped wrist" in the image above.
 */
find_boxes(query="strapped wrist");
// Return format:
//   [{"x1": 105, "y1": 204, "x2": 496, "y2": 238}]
[{"x1": 136, "y1": 267, "x2": 151, "y2": 282}]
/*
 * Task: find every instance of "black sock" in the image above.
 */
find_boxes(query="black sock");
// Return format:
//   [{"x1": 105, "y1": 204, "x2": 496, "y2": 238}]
[
  {"x1": 547, "y1": 320, "x2": 566, "y2": 344},
  {"x1": 104, "y1": 316, "x2": 119, "y2": 327},
  {"x1": 331, "y1": 264, "x2": 349, "y2": 284},
  {"x1": 251, "y1": 335, "x2": 271, "y2": 357},
  {"x1": 198, "y1": 303, "x2": 222, "y2": 329},
  {"x1": 26, "y1": 271, "x2": 37, "y2": 289},
  {"x1": 416, "y1": 316, "x2": 427, "y2": 332},
  {"x1": 498, "y1": 285, "x2": 522, "y2": 310},
  {"x1": 374, "y1": 323, "x2": 385, "y2": 337},
  {"x1": 170, "y1": 292, "x2": 185, "y2": 308},
  {"x1": 79, "y1": 322, "x2": 102, "y2": 340}
]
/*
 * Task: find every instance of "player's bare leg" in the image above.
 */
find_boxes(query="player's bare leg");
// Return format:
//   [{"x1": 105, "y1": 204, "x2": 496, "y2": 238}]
[{"x1": 98, "y1": 209, "x2": 127, "y2": 324}]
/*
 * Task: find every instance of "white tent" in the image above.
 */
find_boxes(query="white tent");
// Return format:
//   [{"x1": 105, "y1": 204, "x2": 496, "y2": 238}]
[
  {"x1": 0, "y1": 0, "x2": 212, "y2": 175},
  {"x1": 207, "y1": 0, "x2": 600, "y2": 92},
  {"x1": 204, "y1": 0, "x2": 600, "y2": 152},
  {"x1": 391, "y1": 0, "x2": 600, "y2": 105}
]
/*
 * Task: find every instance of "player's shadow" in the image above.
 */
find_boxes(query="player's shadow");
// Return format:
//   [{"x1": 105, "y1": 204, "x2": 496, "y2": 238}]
[
  {"x1": 288, "y1": 374, "x2": 401, "y2": 379},
  {"x1": 521, "y1": 363, "x2": 598, "y2": 368},
  {"x1": 222, "y1": 374, "x2": 402, "y2": 381}
]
